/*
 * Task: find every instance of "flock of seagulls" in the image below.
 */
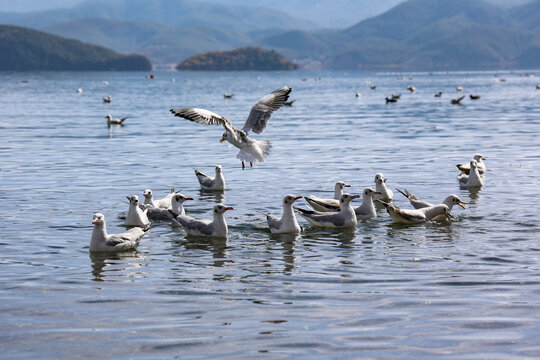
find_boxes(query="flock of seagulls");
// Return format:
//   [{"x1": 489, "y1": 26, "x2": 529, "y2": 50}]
[
  {"x1": 90, "y1": 152, "x2": 486, "y2": 252},
  {"x1": 88, "y1": 84, "x2": 490, "y2": 252}
]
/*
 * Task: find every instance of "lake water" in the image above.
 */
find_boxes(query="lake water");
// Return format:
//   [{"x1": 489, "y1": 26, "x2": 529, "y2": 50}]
[{"x1": 1, "y1": 69, "x2": 539, "y2": 359}]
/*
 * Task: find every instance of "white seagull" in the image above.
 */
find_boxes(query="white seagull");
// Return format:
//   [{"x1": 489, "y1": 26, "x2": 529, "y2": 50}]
[
  {"x1": 263, "y1": 195, "x2": 303, "y2": 234},
  {"x1": 374, "y1": 173, "x2": 394, "y2": 201},
  {"x1": 171, "y1": 204, "x2": 233, "y2": 238},
  {"x1": 304, "y1": 181, "x2": 351, "y2": 212},
  {"x1": 170, "y1": 86, "x2": 292, "y2": 169},
  {"x1": 90, "y1": 213, "x2": 145, "y2": 252},
  {"x1": 194, "y1": 165, "x2": 226, "y2": 190},
  {"x1": 105, "y1": 114, "x2": 127, "y2": 126},
  {"x1": 456, "y1": 154, "x2": 486, "y2": 175},
  {"x1": 378, "y1": 201, "x2": 451, "y2": 224},
  {"x1": 396, "y1": 189, "x2": 467, "y2": 221},
  {"x1": 125, "y1": 195, "x2": 150, "y2": 227},
  {"x1": 143, "y1": 188, "x2": 175, "y2": 209},
  {"x1": 295, "y1": 194, "x2": 359, "y2": 228},
  {"x1": 458, "y1": 160, "x2": 485, "y2": 188},
  {"x1": 145, "y1": 193, "x2": 193, "y2": 221}
]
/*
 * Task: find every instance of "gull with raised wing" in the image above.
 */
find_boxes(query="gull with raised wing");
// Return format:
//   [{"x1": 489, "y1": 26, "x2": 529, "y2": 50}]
[
  {"x1": 458, "y1": 160, "x2": 485, "y2": 188},
  {"x1": 90, "y1": 213, "x2": 145, "y2": 252},
  {"x1": 304, "y1": 181, "x2": 351, "y2": 212},
  {"x1": 170, "y1": 86, "x2": 292, "y2": 169},
  {"x1": 295, "y1": 194, "x2": 359, "y2": 228},
  {"x1": 263, "y1": 195, "x2": 302, "y2": 234},
  {"x1": 171, "y1": 204, "x2": 233, "y2": 238},
  {"x1": 125, "y1": 195, "x2": 150, "y2": 227},
  {"x1": 374, "y1": 173, "x2": 394, "y2": 201},
  {"x1": 456, "y1": 154, "x2": 486, "y2": 175},
  {"x1": 145, "y1": 193, "x2": 193, "y2": 221},
  {"x1": 194, "y1": 165, "x2": 226, "y2": 190},
  {"x1": 396, "y1": 189, "x2": 467, "y2": 221},
  {"x1": 143, "y1": 188, "x2": 175, "y2": 209},
  {"x1": 378, "y1": 201, "x2": 451, "y2": 224}
]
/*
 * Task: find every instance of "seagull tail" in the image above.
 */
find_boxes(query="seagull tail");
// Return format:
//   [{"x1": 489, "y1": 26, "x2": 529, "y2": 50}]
[{"x1": 236, "y1": 139, "x2": 273, "y2": 163}]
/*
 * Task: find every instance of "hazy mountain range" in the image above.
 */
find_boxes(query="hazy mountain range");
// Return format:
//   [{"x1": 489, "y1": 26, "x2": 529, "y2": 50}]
[{"x1": 0, "y1": 0, "x2": 538, "y2": 70}]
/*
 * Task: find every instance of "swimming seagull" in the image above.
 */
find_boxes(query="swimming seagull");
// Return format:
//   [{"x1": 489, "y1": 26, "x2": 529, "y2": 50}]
[
  {"x1": 396, "y1": 189, "x2": 466, "y2": 221},
  {"x1": 469, "y1": 94, "x2": 480, "y2": 100},
  {"x1": 456, "y1": 154, "x2": 486, "y2": 175},
  {"x1": 458, "y1": 160, "x2": 485, "y2": 188},
  {"x1": 105, "y1": 115, "x2": 127, "y2": 126},
  {"x1": 90, "y1": 213, "x2": 146, "y2": 252},
  {"x1": 304, "y1": 181, "x2": 351, "y2": 212},
  {"x1": 144, "y1": 193, "x2": 193, "y2": 221},
  {"x1": 434, "y1": 91, "x2": 442, "y2": 97},
  {"x1": 385, "y1": 97, "x2": 398, "y2": 103},
  {"x1": 262, "y1": 195, "x2": 303, "y2": 234},
  {"x1": 407, "y1": 85, "x2": 416, "y2": 92},
  {"x1": 125, "y1": 195, "x2": 150, "y2": 227},
  {"x1": 295, "y1": 194, "x2": 359, "y2": 228},
  {"x1": 451, "y1": 96, "x2": 465, "y2": 105},
  {"x1": 391, "y1": 93, "x2": 401, "y2": 99},
  {"x1": 378, "y1": 201, "x2": 451, "y2": 224},
  {"x1": 103, "y1": 96, "x2": 111, "y2": 103},
  {"x1": 456, "y1": 86, "x2": 464, "y2": 92},
  {"x1": 171, "y1": 86, "x2": 292, "y2": 169},
  {"x1": 194, "y1": 165, "x2": 225, "y2": 190},
  {"x1": 306, "y1": 187, "x2": 380, "y2": 220},
  {"x1": 223, "y1": 93, "x2": 234, "y2": 99},
  {"x1": 171, "y1": 204, "x2": 233, "y2": 238},
  {"x1": 374, "y1": 173, "x2": 394, "y2": 201},
  {"x1": 143, "y1": 188, "x2": 175, "y2": 209}
]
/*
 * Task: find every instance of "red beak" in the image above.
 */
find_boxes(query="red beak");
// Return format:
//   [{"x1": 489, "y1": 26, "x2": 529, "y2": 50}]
[{"x1": 225, "y1": 207, "x2": 233, "y2": 211}]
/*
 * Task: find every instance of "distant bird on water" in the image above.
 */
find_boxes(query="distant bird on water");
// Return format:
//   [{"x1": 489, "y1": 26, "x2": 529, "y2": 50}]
[
  {"x1": 536, "y1": 84, "x2": 540, "y2": 89},
  {"x1": 105, "y1": 114, "x2": 127, "y2": 126},
  {"x1": 451, "y1": 96, "x2": 465, "y2": 105},
  {"x1": 456, "y1": 86, "x2": 464, "y2": 92},
  {"x1": 262, "y1": 194, "x2": 303, "y2": 234},
  {"x1": 223, "y1": 93, "x2": 234, "y2": 99},
  {"x1": 391, "y1": 93, "x2": 401, "y2": 99},
  {"x1": 385, "y1": 97, "x2": 398, "y2": 103},
  {"x1": 103, "y1": 96, "x2": 111, "y2": 103},
  {"x1": 90, "y1": 213, "x2": 145, "y2": 252},
  {"x1": 407, "y1": 85, "x2": 416, "y2": 92},
  {"x1": 434, "y1": 91, "x2": 442, "y2": 97},
  {"x1": 194, "y1": 165, "x2": 226, "y2": 190},
  {"x1": 469, "y1": 94, "x2": 480, "y2": 100},
  {"x1": 171, "y1": 86, "x2": 292, "y2": 169}
]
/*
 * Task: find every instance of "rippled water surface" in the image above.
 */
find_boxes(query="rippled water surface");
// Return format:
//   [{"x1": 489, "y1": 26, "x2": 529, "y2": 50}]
[{"x1": 1, "y1": 70, "x2": 540, "y2": 359}]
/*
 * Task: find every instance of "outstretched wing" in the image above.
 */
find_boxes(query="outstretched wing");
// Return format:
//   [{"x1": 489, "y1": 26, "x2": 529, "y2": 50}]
[
  {"x1": 242, "y1": 86, "x2": 292, "y2": 134},
  {"x1": 170, "y1": 107, "x2": 236, "y2": 133}
]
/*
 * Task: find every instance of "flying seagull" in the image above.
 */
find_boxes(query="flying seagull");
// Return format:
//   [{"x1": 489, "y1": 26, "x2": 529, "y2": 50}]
[{"x1": 171, "y1": 86, "x2": 292, "y2": 169}]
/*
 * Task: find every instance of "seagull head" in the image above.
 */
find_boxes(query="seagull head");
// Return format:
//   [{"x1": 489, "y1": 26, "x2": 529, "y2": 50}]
[
  {"x1": 470, "y1": 160, "x2": 478, "y2": 169},
  {"x1": 214, "y1": 204, "x2": 233, "y2": 214},
  {"x1": 336, "y1": 181, "x2": 350, "y2": 191},
  {"x1": 92, "y1": 213, "x2": 105, "y2": 225},
  {"x1": 127, "y1": 195, "x2": 139, "y2": 205},
  {"x1": 172, "y1": 194, "x2": 193, "y2": 204},
  {"x1": 449, "y1": 195, "x2": 467, "y2": 209},
  {"x1": 143, "y1": 189, "x2": 152, "y2": 199},
  {"x1": 340, "y1": 193, "x2": 360, "y2": 205},
  {"x1": 215, "y1": 165, "x2": 223, "y2": 173},
  {"x1": 374, "y1": 173, "x2": 386, "y2": 184},
  {"x1": 105, "y1": 115, "x2": 112, "y2": 120},
  {"x1": 219, "y1": 133, "x2": 228, "y2": 143},
  {"x1": 283, "y1": 194, "x2": 302, "y2": 205},
  {"x1": 363, "y1": 187, "x2": 380, "y2": 197},
  {"x1": 473, "y1": 154, "x2": 486, "y2": 162}
]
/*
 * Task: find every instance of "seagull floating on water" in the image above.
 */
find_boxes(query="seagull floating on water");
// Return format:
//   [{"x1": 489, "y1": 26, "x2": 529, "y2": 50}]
[
  {"x1": 171, "y1": 86, "x2": 292, "y2": 169},
  {"x1": 456, "y1": 86, "x2": 464, "y2": 92},
  {"x1": 194, "y1": 165, "x2": 225, "y2": 190},
  {"x1": 90, "y1": 213, "x2": 146, "y2": 252},
  {"x1": 304, "y1": 181, "x2": 351, "y2": 212},
  {"x1": 456, "y1": 154, "x2": 486, "y2": 175},
  {"x1": 378, "y1": 201, "x2": 451, "y2": 224},
  {"x1": 458, "y1": 160, "x2": 485, "y2": 188},
  {"x1": 391, "y1": 93, "x2": 401, "y2": 99},
  {"x1": 469, "y1": 94, "x2": 480, "y2": 100},
  {"x1": 385, "y1": 97, "x2": 398, "y2": 103},
  {"x1": 105, "y1": 115, "x2": 127, "y2": 126},
  {"x1": 125, "y1": 195, "x2": 150, "y2": 227},
  {"x1": 223, "y1": 93, "x2": 234, "y2": 99},
  {"x1": 396, "y1": 189, "x2": 466, "y2": 221},
  {"x1": 295, "y1": 194, "x2": 359, "y2": 228},
  {"x1": 374, "y1": 173, "x2": 394, "y2": 202},
  {"x1": 103, "y1": 96, "x2": 111, "y2": 103},
  {"x1": 171, "y1": 204, "x2": 233, "y2": 238},
  {"x1": 434, "y1": 91, "x2": 442, "y2": 97},
  {"x1": 143, "y1": 188, "x2": 175, "y2": 209},
  {"x1": 407, "y1": 85, "x2": 416, "y2": 92},
  {"x1": 263, "y1": 195, "x2": 302, "y2": 234}
]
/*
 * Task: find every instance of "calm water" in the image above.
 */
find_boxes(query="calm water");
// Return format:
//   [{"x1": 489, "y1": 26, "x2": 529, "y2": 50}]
[{"x1": 1, "y1": 70, "x2": 540, "y2": 359}]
